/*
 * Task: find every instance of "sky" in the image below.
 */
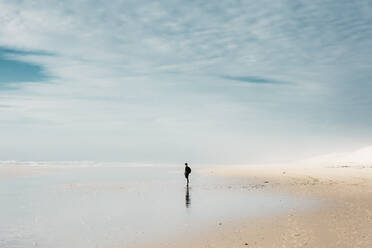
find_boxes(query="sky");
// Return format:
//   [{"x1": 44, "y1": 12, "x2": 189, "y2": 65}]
[{"x1": 0, "y1": 0, "x2": 372, "y2": 164}]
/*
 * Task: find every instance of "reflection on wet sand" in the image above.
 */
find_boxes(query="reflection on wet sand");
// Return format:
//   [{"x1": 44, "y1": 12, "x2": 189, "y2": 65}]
[
  {"x1": 185, "y1": 186, "x2": 191, "y2": 208},
  {"x1": 0, "y1": 166, "x2": 311, "y2": 248}
]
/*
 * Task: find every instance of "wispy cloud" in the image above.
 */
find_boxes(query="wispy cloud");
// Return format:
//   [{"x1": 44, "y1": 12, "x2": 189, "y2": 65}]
[
  {"x1": 218, "y1": 75, "x2": 291, "y2": 85},
  {"x1": 0, "y1": 0, "x2": 371, "y2": 162}
]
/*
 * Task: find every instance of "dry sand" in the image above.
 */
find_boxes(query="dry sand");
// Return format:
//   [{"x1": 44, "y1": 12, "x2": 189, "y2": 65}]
[
  {"x1": 194, "y1": 164, "x2": 372, "y2": 248},
  {"x1": 157, "y1": 147, "x2": 372, "y2": 248}
]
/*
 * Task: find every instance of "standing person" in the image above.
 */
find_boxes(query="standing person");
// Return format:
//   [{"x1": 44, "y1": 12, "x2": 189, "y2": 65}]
[{"x1": 184, "y1": 163, "x2": 191, "y2": 186}]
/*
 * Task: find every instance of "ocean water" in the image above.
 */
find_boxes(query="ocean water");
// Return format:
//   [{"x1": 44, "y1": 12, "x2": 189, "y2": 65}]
[{"x1": 0, "y1": 165, "x2": 315, "y2": 248}]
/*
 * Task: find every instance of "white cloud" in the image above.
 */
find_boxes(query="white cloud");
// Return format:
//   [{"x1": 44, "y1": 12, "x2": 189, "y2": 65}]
[{"x1": 0, "y1": 0, "x2": 372, "y2": 163}]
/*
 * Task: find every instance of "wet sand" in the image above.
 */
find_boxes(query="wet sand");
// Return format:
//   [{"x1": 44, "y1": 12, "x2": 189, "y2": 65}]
[
  {"x1": 2, "y1": 161, "x2": 372, "y2": 248},
  {"x1": 0, "y1": 165, "x2": 46, "y2": 178},
  {"x1": 0, "y1": 165, "x2": 311, "y2": 248},
  {"x1": 161, "y1": 162, "x2": 372, "y2": 248}
]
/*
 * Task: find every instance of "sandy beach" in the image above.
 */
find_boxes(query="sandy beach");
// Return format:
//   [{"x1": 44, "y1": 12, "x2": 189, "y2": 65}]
[
  {"x1": 160, "y1": 149, "x2": 372, "y2": 248},
  {"x1": 2, "y1": 148, "x2": 372, "y2": 248}
]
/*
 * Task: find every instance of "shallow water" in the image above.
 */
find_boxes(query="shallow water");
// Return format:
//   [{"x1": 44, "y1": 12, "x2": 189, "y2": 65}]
[{"x1": 0, "y1": 166, "x2": 315, "y2": 248}]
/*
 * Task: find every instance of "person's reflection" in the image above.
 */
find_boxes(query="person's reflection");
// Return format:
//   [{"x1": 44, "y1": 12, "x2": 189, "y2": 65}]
[{"x1": 185, "y1": 186, "x2": 191, "y2": 208}]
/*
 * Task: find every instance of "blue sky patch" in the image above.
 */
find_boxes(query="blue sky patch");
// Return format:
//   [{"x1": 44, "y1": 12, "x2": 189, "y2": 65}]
[{"x1": 0, "y1": 47, "x2": 48, "y2": 86}]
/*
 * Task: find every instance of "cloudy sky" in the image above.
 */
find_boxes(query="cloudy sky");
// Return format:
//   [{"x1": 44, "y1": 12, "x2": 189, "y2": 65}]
[{"x1": 0, "y1": 0, "x2": 372, "y2": 164}]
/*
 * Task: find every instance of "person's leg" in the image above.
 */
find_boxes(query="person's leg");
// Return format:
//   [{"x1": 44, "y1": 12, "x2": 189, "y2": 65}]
[{"x1": 186, "y1": 176, "x2": 189, "y2": 186}]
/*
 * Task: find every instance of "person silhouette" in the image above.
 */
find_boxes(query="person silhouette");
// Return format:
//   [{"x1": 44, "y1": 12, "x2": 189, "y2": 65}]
[{"x1": 184, "y1": 162, "x2": 191, "y2": 186}]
